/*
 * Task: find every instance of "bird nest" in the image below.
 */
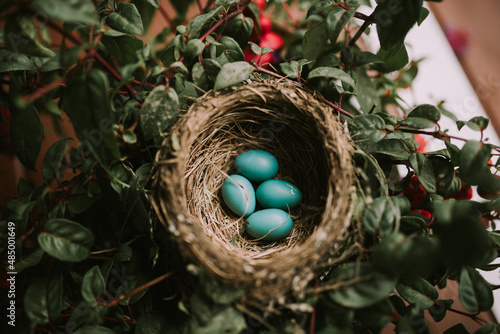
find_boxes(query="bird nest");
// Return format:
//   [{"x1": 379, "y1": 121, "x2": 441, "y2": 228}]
[{"x1": 152, "y1": 80, "x2": 359, "y2": 307}]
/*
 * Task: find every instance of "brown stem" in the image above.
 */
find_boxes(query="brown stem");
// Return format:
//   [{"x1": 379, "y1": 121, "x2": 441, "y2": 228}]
[
  {"x1": 199, "y1": 0, "x2": 252, "y2": 42},
  {"x1": 254, "y1": 65, "x2": 355, "y2": 118},
  {"x1": 196, "y1": 0, "x2": 204, "y2": 14},
  {"x1": 107, "y1": 271, "x2": 176, "y2": 308},
  {"x1": 23, "y1": 77, "x2": 65, "y2": 103},
  {"x1": 349, "y1": 13, "x2": 375, "y2": 47}
]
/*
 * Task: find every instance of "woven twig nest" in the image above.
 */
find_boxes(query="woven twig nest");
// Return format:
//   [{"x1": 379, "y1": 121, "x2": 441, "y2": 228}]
[{"x1": 152, "y1": 80, "x2": 358, "y2": 306}]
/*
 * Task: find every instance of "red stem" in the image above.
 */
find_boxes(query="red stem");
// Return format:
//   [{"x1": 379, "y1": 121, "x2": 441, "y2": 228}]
[
  {"x1": 107, "y1": 271, "x2": 176, "y2": 308},
  {"x1": 46, "y1": 20, "x2": 137, "y2": 100},
  {"x1": 196, "y1": 0, "x2": 204, "y2": 14},
  {"x1": 199, "y1": 0, "x2": 251, "y2": 42},
  {"x1": 254, "y1": 65, "x2": 355, "y2": 118},
  {"x1": 23, "y1": 77, "x2": 65, "y2": 103}
]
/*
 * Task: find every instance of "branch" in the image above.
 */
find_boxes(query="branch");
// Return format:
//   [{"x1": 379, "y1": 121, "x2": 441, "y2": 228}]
[
  {"x1": 253, "y1": 65, "x2": 354, "y2": 118},
  {"x1": 107, "y1": 271, "x2": 176, "y2": 308},
  {"x1": 199, "y1": 0, "x2": 252, "y2": 42},
  {"x1": 349, "y1": 13, "x2": 375, "y2": 46}
]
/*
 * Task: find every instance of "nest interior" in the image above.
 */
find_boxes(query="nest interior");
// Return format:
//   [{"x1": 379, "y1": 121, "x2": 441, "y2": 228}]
[{"x1": 152, "y1": 80, "x2": 358, "y2": 304}]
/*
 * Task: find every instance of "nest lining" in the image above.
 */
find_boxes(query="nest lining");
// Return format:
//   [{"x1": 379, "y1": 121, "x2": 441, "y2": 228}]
[{"x1": 152, "y1": 80, "x2": 358, "y2": 304}]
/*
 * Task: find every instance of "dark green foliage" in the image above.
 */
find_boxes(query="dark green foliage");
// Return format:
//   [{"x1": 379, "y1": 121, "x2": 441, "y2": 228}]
[{"x1": 1, "y1": 0, "x2": 498, "y2": 333}]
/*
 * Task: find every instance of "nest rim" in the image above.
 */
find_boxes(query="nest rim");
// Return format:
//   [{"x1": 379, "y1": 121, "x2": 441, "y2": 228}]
[{"x1": 152, "y1": 80, "x2": 359, "y2": 304}]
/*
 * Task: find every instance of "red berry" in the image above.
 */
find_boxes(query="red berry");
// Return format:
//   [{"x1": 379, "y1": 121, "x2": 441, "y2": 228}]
[
  {"x1": 259, "y1": 14, "x2": 272, "y2": 34},
  {"x1": 260, "y1": 31, "x2": 284, "y2": 50},
  {"x1": 414, "y1": 134, "x2": 426, "y2": 153},
  {"x1": 401, "y1": 175, "x2": 427, "y2": 210},
  {"x1": 417, "y1": 209, "x2": 432, "y2": 219},
  {"x1": 451, "y1": 182, "x2": 473, "y2": 201},
  {"x1": 253, "y1": 0, "x2": 266, "y2": 11}
]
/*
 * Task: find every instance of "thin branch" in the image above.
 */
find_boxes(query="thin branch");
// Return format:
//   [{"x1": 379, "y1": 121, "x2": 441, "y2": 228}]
[
  {"x1": 254, "y1": 65, "x2": 355, "y2": 118},
  {"x1": 107, "y1": 271, "x2": 176, "y2": 308},
  {"x1": 349, "y1": 13, "x2": 375, "y2": 46},
  {"x1": 199, "y1": 0, "x2": 252, "y2": 42}
]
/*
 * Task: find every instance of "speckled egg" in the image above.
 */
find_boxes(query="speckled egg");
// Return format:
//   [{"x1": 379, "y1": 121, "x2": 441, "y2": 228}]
[
  {"x1": 221, "y1": 174, "x2": 256, "y2": 217},
  {"x1": 245, "y1": 208, "x2": 293, "y2": 241},
  {"x1": 234, "y1": 150, "x2": 279, "y2": 182},
  {"x1": 256, "y1": 179, "x2": 302, "y2": 210}
]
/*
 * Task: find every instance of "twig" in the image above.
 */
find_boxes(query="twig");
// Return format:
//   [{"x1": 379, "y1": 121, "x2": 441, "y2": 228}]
[
  {"x1": 349, "y1": 13, "x2": 374, "y2": 46},
  {"x1": 107, "y1": 271, "x2": 176, "y2": 308},
  {"x1": 199, "y1": 0, "x2": 252, "y2": 42},
  {"x1": 23, "y1": 77, "x2": 65, "y2": 103},
  {"x1": 254, "y1": 64, "x2": 355, "y2": 118}
]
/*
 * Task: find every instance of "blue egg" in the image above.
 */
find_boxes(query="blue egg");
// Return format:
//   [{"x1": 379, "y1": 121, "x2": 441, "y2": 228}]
[
  {"x1": 245, "y1": 209, "x2": 293, "y2": 241},
  {"x1": 256, "y1": 179, "x2": 302, "y2": 210},
  {"x1": 221, "y1": 175, "x2": 256, "y2": 217},
  {"x1": 234, "y1": 150, "x2": 279, "y2": 182}
]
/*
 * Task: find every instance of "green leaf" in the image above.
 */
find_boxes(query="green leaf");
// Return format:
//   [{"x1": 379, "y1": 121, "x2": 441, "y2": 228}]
[
  {"x1": 366, "y1": 138, "x2": 413, "y2": 159},
  {"x1": 444, "y1": 324, "x2": 471, "y2": 334},
  {"x1": 0, "y1": 49, "x2": 35, "y2": 72},
  {"x1": 81, "y1": 266, "x2": 106, "y2": 304},
  {"x1": 191, "y1": 305, "x2": 247, "y2": 334},
  {"x1": 170, "y1": 0, "x2": 193, "y2": 18},
  {"x1": 463, "y1": 116, "x2": 490, "y2": 132},
  {"x1": 328, "y1": 262, "x2": 397, "y2": 308},
  {"x1": 24, "y1": 273, "x2": 64, "y2": 325},
  {"x1": 348, "y1": 114, "x2": 386, "y2": 144},
  {"x1": 409, "y1": 153, "x2": 455, "y2": 195},
  {"x1": 400, "y1": 104, "x2": 440, "y2": 129},
  {"x1": 428, "y1": 299, "x2": 454, "y2": 322},
  {"x1": 396, "y1": 277, "x2": 438, "y2": 309},
  {"x1": 303, "y1": 20, "x2": 328, "y2": 59},
  {"x1": 62, "y1": 69, "x2": 120, "y2": 162},
  {"x1": 13, "y1": 248, "x2": 45, "y2": 273},
  {"x1": 37, "y1": 218, "x2": 94, "y2": 262},
  {"x1": 363, "y1": 196, "x2": 399, "y2": 237},
  {"x1": 353, "y1": 51, "x2": 383, "y2": 67},
  {"x1": 355, "y1": 66, "x2": 381, "y2": 113},
  {"x1": 31, "y1": 0, "x2": 98, "y2": 25},
  {"x1": 185, "y1": 38, "x2": 206, "y2": 64},
  {"x1": 74, "y1": 326, "x2": 116, "y2": 334},
  {"x1": 308, "y1": 66, "x2": 356, "y2": 90},
  {"x1": 10, "y1": 105, "x2": 44, "y2": 170},
  {"x1": 374, "y1": 0, "x2": 424, "y2": 49},
  {"x1": 101, "y1": 31, "x2": 144, "y2": 65},
  {"x1": 418, "y1": 7, "x2": 430, "y2": 25},
  {"x1": 115, "y1": 274, "x2": 152, "y2": 305},
  {"x1": 214, "y1": 61, "x2": 253, "y2": 91},
  {"x1": 458, "y1": 266, "x2": 494, "y2": 313},
  {"x1": 374, "y1": 43, "x2": 409, "y2": 73},
  {"x1": 459, "y1": 141, "x2": 492, "y2": 185},
  {"x1": 139, "y1": 0, "x2": 159, "y2": 8},
  {"x1": 474, "y1": 324, "x2": 497, "y2": 334},
  {"x1": 140, "y1": 85, "x2": 180, "y2": 140},
  {"x1": 42, "y1": 138, "x2": 69, "y2": 184},
  {"x1": 326, "y1": 7, "x2": 355, "y2": 43},
  {"x1": 186, "y1": 7, "x2": 223, "y2": 39},
  {"x1": 219, "y1": 36, "x2": 244, "y2": 62},
  {"x1": 5, "y1": 16, "x2": 55, "y2": 57},
  {"x1": 106, "y1": 2, "x2": 144, "y2": 35}
]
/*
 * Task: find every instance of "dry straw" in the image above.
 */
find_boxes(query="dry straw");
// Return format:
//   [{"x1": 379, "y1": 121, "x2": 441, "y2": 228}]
[{"x1": 152, "y1": 80, "x2": 359, "y2": 307}]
